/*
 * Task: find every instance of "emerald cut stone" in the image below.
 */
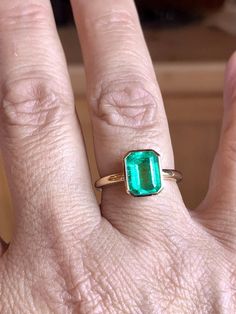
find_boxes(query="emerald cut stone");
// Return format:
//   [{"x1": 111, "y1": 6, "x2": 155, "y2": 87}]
[{"x1": 124, "y1": 150, "x2": 162, "y2": 197}]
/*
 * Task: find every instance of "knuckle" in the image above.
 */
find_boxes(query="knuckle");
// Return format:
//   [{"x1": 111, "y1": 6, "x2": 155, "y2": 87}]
[
  {"x1": 0, "y1": 3, "x2": 48, "y2": 30},
  {"x1": 92, "y1": 80, "x2": 161, "y2": 129},
  {"x1": 0, "y1": 78, "x2": 70, "y2": 138}
]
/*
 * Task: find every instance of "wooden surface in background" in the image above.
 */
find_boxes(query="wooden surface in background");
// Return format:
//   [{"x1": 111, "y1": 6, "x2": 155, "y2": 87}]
[
  {"x1": 58, "y1": 24, "x2": 236, "y2": 63},
  {"x1": 0, "y1": 62, "x2": 225, "y2": 242}
]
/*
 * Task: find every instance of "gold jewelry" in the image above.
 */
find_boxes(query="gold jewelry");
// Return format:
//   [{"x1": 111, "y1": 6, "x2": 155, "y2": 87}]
[{"x1": 95, "y1": 149, "x2": 182, "y2": 197}]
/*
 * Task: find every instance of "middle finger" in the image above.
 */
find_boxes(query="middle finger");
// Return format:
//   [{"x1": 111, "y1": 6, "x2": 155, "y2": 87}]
[{"x1": 0, "y1": 1, "x2": 99, "y2": 250}]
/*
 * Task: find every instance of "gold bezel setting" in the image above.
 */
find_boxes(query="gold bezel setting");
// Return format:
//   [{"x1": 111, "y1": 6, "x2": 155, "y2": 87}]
[{"x1": 123, "y1": 149, "x2": 164, "y2": 197}]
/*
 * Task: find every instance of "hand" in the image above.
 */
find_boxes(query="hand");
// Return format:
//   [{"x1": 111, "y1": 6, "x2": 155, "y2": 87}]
[{"x1": 0, "y1": 1, "x2": 235, "y2": 313}]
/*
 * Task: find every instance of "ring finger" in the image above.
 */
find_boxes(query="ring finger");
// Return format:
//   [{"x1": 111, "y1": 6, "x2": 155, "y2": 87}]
[{"x1": 71, "y1": 0, "x2": 187, "y2": 235}]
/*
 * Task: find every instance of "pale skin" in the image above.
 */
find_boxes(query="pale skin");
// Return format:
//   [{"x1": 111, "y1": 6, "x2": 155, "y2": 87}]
[{"x1": 0, "y1": 0, "x2": 236, "y2": 313}]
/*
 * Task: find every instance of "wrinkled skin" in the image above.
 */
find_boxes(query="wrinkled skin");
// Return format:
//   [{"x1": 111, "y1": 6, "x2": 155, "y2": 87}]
[{"x1": 0, "y1": 1, "x2": 236, "y2": 313}]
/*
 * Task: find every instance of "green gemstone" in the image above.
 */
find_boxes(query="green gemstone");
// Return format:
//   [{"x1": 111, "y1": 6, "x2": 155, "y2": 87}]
[{"x1": 124, "y1": 150, "x2": 162, "y2": 197}]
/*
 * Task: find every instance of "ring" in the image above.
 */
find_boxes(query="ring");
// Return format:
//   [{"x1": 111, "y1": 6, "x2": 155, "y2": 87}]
[{"x1": 95, "y1": 149, "x2": 182, "y2": 197}]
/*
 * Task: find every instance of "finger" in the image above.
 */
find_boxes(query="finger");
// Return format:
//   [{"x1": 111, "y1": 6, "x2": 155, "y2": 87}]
[
  {"x1": 71, "y1": 0, "x2": 186, "y2": 235},
  {"x1": 196, "y1": 52, "x2": 236, "y2": 248},
  {"x1": 0, "y1": 1, "x2": 100, "y2": 250}
]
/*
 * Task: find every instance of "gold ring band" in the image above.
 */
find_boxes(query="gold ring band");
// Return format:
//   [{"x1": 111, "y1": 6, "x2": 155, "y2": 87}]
[
  {"x1": 95, "y1": 169, "x2": 182, "y2": 189},
  {"x1": 95, "y1": 149, "x2": 182, "y2": 197}
]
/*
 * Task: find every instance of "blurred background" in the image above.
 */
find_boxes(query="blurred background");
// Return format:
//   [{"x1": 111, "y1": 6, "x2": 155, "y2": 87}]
[{"x1": 0, "y1": 0, "x2": 236, "y2": 242}]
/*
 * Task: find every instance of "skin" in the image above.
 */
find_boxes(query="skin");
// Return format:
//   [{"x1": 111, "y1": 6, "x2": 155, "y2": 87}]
[{"x1": 0, "y1": 0, "x2": 235, "y2": 312}]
